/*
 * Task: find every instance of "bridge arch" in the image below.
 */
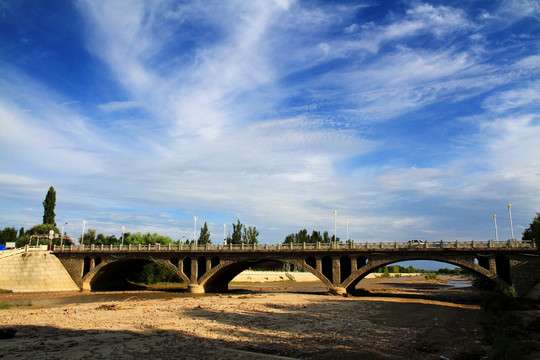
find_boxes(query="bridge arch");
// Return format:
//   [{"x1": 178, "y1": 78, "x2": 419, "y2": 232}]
[
  {"x1": 81, "y1": 257, "x2": 188, "y2": 291},
  {"x1": 198, "y1": 257, "x2": 332, "y2": 292},
  {"x1": 341, "y1": 255, "x2": 509, "y2": 294}
]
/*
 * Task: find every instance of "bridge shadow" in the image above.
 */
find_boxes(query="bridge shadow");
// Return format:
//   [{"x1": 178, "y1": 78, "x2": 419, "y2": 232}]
[
  {"x1": 1, "y1": 289, "x2": 486, "y2": 359},
  {"x1": 1, "y1": 318, "x2": 409, "y2": 359}
]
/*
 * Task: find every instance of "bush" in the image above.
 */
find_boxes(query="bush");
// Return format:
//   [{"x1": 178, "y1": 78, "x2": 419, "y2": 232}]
[{"x1": 424, "y1": 273, "x2": 438, "y2": 280}]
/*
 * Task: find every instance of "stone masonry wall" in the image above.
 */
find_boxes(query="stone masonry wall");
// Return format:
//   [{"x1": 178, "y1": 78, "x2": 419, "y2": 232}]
[{"x1": 0, "y1": 251, "x2": 79, "y2": 292}]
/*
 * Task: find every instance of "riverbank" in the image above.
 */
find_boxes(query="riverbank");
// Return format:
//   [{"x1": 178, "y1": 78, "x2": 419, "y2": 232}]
[
  {"x1": 2, "y1": 275, "x2": 537, "y2": 359},
  {"x1": 1, "y1": 290, "x2": 485, "y2": 359},
  {"x1": 230, "y1": 271, "x2": 426, "y2": 283}
]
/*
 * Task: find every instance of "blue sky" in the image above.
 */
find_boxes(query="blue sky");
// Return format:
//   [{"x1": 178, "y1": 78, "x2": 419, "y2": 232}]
[{"x1": 1, "y1": 0, "x2": 539, "y2": 246}]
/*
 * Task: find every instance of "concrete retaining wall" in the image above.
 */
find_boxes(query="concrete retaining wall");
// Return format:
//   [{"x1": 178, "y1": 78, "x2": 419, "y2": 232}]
[{"x1": 0, "y1": 250, "x2": 79, "y2": 292}]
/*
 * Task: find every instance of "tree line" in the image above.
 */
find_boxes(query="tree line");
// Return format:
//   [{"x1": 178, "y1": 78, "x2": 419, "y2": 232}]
[
  {"x1": 1, "y1": 187, "x2": 539, "y2": 252},
  {"x1": 283, "y1": 229, "x2": 340, "y2": 244},
  {"x1": 0, "y1": 186, "x2": 262, "y2": 247}
]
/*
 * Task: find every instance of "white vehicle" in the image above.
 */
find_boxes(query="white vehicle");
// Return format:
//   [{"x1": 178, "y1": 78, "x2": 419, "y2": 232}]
[{"x1": 408, "y1": 239, "x2": 426, "y2": 247}]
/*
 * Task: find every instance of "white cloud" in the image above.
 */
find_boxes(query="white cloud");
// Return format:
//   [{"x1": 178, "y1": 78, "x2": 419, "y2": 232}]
[{"x1": 98, "y1": 101, "x2": 140, "y2": 112}]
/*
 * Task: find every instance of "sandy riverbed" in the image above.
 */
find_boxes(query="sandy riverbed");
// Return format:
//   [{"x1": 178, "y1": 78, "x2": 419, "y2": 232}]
[{"x1": 0, "y1": 275, "x2": 492, "y2": 360}]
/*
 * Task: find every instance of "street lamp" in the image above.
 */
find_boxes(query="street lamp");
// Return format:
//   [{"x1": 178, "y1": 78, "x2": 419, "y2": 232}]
[
  {"x1": 508, "y1": 204, "x2": 515, "y2": 240},
  {"x1": 333, "y1": 210, "x2": 337, "y2": 242},
  {"x1": 193, "y1": 216, "x2": 198, "y2": 242},
  {"x1": 81, "y1": 220, "x2": 86, "y2": 246},
  {"x1": 60, "y1": 222, "x2": 68, "y2": 247},
  {"x1": 493, "y1": 215, "x2": 498, "y2": 241},
  {"x1": 345, "y1": 219, "x2": 349, "y2": 243},
  {"x1": 223, "y1": 224, "x2": 227, "y2": 245},
  {"x1": 121, "y1": 226, "x2": 125, "y2": 246}
]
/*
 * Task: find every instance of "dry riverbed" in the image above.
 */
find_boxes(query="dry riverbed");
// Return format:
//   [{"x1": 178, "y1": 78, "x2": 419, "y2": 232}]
[{"x1": 0, "y1": 277, "x2": 492, "y2": 360}]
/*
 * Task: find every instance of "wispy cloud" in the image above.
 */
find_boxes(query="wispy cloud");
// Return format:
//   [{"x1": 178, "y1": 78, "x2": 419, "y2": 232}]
[{"x1": 98, "y1": 101, "x2": 140, "y2": 112}]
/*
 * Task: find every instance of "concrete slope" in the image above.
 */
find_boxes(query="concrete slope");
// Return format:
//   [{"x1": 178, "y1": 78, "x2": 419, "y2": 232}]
[{"x1": 0, "y1": 250, "x2": 79, "y2": 292}]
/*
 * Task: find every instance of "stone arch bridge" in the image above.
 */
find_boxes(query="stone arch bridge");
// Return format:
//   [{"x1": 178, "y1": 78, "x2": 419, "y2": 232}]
[{"x1": 53, "y1": 240, "x2": 539, "y2": 297}]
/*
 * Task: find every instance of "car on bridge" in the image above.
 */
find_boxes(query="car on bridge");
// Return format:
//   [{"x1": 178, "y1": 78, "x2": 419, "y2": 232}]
[{"x1": 408, "y1": 239, "x2": 426, "y2": 247}]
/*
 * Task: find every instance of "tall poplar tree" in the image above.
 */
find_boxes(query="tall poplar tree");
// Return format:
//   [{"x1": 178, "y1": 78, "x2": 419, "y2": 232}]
[
  {"x1": 42, "y1": 186, "x2": 56, "y2": 225},
  {"x1": 197, "y1": 222, "x2": 211, "y2": 245},
  {"x1": 231, "y1": 220, "x2": 244, "y2": 244}
]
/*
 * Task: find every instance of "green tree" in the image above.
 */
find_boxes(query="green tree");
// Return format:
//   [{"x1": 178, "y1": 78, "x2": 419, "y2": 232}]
[
  {"x1": 284, "y1": 233, "x2": 296, "y2": 244},
  {"x1": 80, "y1": 228, "x2": 96, "y2": 245},
  {"x1": 297, "y1": 229, "x2": 309, "y2": 243},
  {"x1": 231, "y1": 220, "x2": 244, "y2": 244},
  {"x1": 284, "y1": 229, "x2": 327, "y2": 244},
  {"x1": 18, "y1": 227, "x2": 25, "y2": 237},
  {"x1": 124, "y1": 232, "x2": 174, "y2": 245},
  {"x1": 95, "y1": 233, "x2": 106, "y2": 245},
  {"x1": 42, "y1": 186, "x2": 56, "y2": 225},
  {"x1": 0, "y1": 227, "x2": 17, "y2": 245},
  {"x1": 24, "y1": 224, "x2": 60, "y2": 246},
  {"x1": 27, "y1": 224, "x2": 60, "y2": 236},
  {"x1": 322, "y1": 231, "x2": 331, "y2": 243},
  {"x1": 522, "y1": 213, "x2": 540, "y2": 251},
  {"x1": 198, "y1": 222, "x2": 211, "y2": 245},
  {"x1": 311, "y1": 230, "x2": 322, "y2": 243},
  {"x1": 243, "y1": 225, "x2": 259, "y2": 244}
]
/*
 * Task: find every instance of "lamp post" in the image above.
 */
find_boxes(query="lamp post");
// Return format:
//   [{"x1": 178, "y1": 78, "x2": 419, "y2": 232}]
[
  {"x1": 493, "y1": 215, "x2": 498, "y2": 241},
  {"x1": 121, "y1": 226, "x2": 125, "y2": 246},
  {"x1": 81, "y1": 220, "x2": 86, "y2": 246},
  {"x1": 60, "y1": 222, "x2": 68, "y2": 247},
  {"x1": 508, "y1": 204, "x2": 515, "y2": 240},
  {"x1": 223, "y1": 224, "x2": 227, "y2": 245},
  {"x1": 345, "y1": 219, "x2": 349, "y2": 243},
  {"x1": 333, "y1": 210, "x2": 337, "y2": 242},
  {"x1": 193, "y1": 216, "x2": 198, "y2": 242}
]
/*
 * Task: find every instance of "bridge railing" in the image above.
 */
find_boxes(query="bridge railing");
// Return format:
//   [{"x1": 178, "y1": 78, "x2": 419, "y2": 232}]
[
  {"x1": 50, "y1": 239, "x2": 536, "y2": 252},
  {"x1": 0, "y1": 245, "x2": 49, "y2": 259}
]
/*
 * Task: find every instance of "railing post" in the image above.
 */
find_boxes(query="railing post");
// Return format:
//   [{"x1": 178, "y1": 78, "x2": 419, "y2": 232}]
[
  {"x1": 303, "y1": 242, "x2": 306, "y2": 250},
  {"x1": 455, "y1": 240, "x2": 459, "y2": 248},
  {"x1": 278, "y1": 243, "x2": 282, "y2": 250},
  {"x1": 265, "y1": 243, "x2": 268, "y2": 250},
  {"x1": 489, "y1": 239, "x2": 493, "y2": 248},
  {"x1": 472, "y1": 239, "x2": 475, "y2": 248},
  {"x1": 316, "y1": 242, "x2": 320, "y2": 250}
]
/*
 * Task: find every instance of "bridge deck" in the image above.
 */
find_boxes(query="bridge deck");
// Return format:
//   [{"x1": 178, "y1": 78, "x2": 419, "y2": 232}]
[{"x1": 47, "y1": 239, "x2": 536, "y2": 253}]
